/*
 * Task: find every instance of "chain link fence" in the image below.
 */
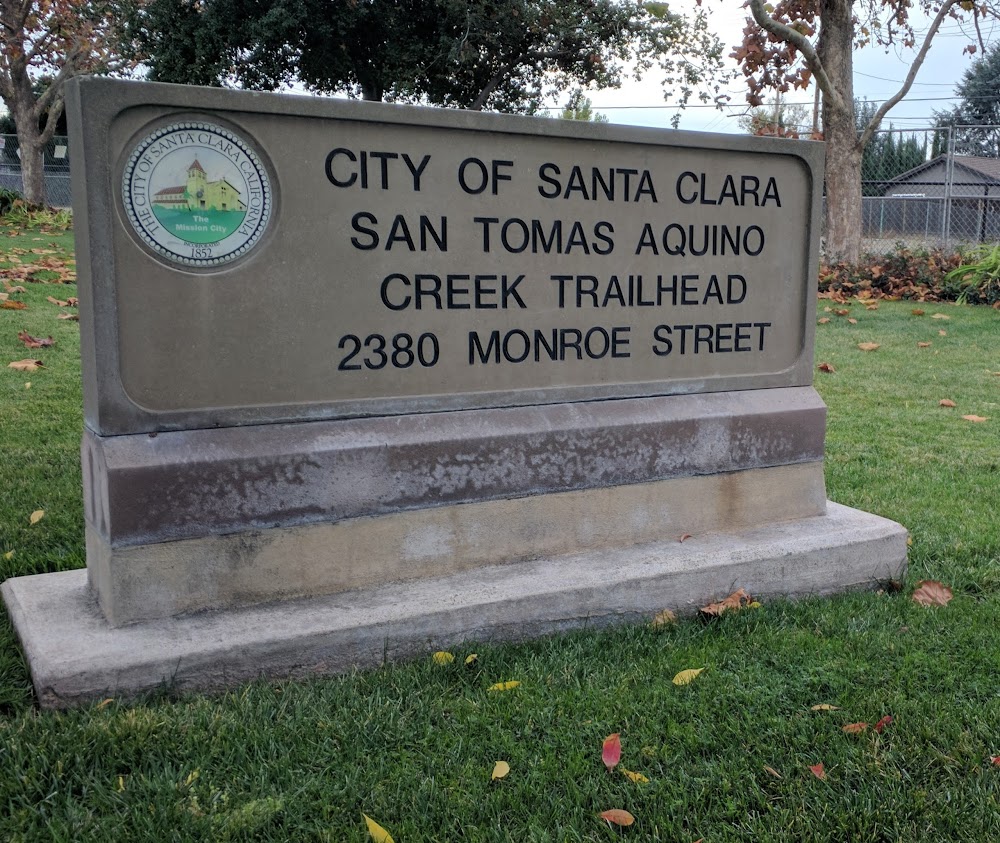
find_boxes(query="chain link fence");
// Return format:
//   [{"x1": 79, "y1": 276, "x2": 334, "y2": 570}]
[
  {"x1": 857, "y1": 125, "x2": 1000, "y2": 253},
  {"x1": 0, "y1": 134, "x2": 72, "y2": 207}
]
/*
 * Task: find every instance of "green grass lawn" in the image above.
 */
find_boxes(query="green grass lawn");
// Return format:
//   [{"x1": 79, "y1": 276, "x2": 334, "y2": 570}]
[{"x1": 2, "y1": 227, "x2": 1000, "y2": 841}]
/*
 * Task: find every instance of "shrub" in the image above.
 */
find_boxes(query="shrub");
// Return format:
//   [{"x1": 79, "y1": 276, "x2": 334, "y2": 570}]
[{"x1": 943, "y1": 243, "x2": 1000, "y2": 306}]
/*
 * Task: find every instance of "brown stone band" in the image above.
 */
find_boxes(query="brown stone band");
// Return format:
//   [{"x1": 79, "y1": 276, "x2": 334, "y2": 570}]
[{"x1": 84, "y1": 386, "x2": 825, "y2": 549}]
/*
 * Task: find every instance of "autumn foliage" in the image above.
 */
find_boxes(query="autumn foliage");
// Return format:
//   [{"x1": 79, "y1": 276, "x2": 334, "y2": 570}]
[{"x1": 818, "y1": 248, "x2": 981, "y2": 304}]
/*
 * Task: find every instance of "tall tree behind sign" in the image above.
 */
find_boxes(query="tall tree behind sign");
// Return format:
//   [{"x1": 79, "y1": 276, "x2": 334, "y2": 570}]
[
  {"x1": 733, "y1": 0, "x2": 1000, "y2": 261},
  {"x1": 126, "y1": 0, "x2": 728, "y2": 115},
  {"x1": 0, "y1": 0, "x2": 128, "y2": 205}
]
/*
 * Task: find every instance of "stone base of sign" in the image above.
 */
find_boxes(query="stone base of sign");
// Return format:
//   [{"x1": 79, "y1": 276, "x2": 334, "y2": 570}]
[
  {"x1": 82, "y1": 387, "x2": 828, "y2": 625},
  {"x1": 4, "y1": 501, "x2": 906, "y2": 709}
]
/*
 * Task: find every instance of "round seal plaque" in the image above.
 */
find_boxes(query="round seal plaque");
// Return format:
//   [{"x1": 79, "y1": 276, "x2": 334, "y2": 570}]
[{"x1": 122, "y1": 121, "x2": 272, "y2": 268}]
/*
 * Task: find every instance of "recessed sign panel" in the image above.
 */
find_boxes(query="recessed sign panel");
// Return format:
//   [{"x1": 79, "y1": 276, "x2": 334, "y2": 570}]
[{"x1": 68, "y1": 79, "x2": 822, "y2": 435}]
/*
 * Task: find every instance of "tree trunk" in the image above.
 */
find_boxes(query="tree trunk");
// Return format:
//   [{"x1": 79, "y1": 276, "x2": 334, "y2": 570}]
[
  {"x1": 816, "y1": 0, "x2": 862, "y2": 262},
  {"x1": 8, "y1": 88, "x2": 46, "y2": 206}
]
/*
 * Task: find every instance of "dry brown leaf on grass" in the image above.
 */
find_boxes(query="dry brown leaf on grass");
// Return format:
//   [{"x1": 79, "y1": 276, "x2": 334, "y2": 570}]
[
  {"x1": 917, "y1": 342, "x2": 932, "y2": 348},
  {"x1": 912, "y1": 580, "x2": 953, "y2": 607},
  {"x1": 842, "y1": 722, "x2": 869, "y2": 734},
  {"x1": 763, "y1": 765, "x2": 782, "y2": 779},
  {"x1": 598, "y1": 809, "x2": 635, "y2": 827},
  {"x1": 848, "y1": 318, "x2": 858, "y2": 325},
  {"x1": 963, "y1": 415, "x2": 989, "y2": 423},
  {"x1": 866, "y1": 303, "x2": 879, "y2": 311},
  {"x1": 931, "y1": 313, "x2": 951, "y2": 320},
  {"x1": 911, "y1": 309, "x2": 925, "y2": 316},
  {"x1": 17, "y1": 331, "x2": 54, "y2": 349},
  {"x1": 818, "y1": 317, "x2": 831, "y2": 324},
  {"x1": 857, "y1": 342, "x2": 880, "y2": 352},
  {"x1": 818, "y1": 362, "x2": 836, "y2": 373},
  {"x1": 57, "y1": 313, "x2": 79, "y2": 321},
  {"x1": 8, "y1": 359, "x2": 43, "y2": 371},
  {"x1": 939, "y1": 399, "x2": 957, "y2": 408},
  {"x1": 939, "y1": 329, "x2": 947, "y2": 336},
  {"x1": 1, "y1": 300, "x2": 27, "y2": 310},
  {"x1": 700, "y1": 588, "x2": 752, "y2": 616}
]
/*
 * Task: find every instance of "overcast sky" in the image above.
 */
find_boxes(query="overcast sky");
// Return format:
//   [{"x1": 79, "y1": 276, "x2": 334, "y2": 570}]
[{"x1": 583, "y1": 5, "x2": 999, "y2": 137}]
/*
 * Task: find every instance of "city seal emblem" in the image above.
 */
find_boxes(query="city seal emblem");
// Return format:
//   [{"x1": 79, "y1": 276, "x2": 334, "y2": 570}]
[{"x1": 122, "y1": 121, "x2": 272, "y2": 268}]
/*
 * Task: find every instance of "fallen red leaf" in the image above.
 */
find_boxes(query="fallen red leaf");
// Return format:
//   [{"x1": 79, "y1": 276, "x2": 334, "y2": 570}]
[
  {"x1": 809, "y1": 762, "x2": 826, "y2": 780},
  {"x1": 598, "y1": 809, "x2": 634, "y2": 827},
  {"x1": 817, "y1": 362, "x2": 836, "y2": 373},
  {"x1": 874, "y1": 715, "x2": 893, "y2": 733},
  {"x1": 17, "y1": 331, "x2": 54, "y2": 349},
  {"x1": 990, "y1": 756, "x2": 1000, "y2": 767},
  {"x1": 602, "y1": 733, "x2": 621, "y2": 771},
  {"x1": 912, "y1": 580, "x2": 953, "y2": 607}
]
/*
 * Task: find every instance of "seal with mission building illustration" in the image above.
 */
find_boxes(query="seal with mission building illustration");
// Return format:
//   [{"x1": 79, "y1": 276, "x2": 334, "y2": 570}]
[{"x1": 122, "y1": 121, "x2": 272, "y2": 268}]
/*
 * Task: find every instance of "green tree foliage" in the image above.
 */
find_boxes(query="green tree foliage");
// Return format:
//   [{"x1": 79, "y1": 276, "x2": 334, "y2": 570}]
[
  {"x1": 557, "y1": 90, "x2": 609, "y2": 122},
  {"x1": 856, "y1": 100, "x2": 927, "y2": 195},
  {"x1": 737, "y1": 97, "x2": 809, "y2": 137},
  {"x1": 126, "y1": 0, "x2": 725, "y2": 114},
  {"x1": 932, "y1": 42, "x2": 1000, "y2": 157}
]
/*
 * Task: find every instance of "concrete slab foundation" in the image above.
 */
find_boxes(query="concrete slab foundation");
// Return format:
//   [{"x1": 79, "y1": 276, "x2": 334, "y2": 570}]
[{"x1": 3, "y1": 502, "x2": 907, "y2": 709}]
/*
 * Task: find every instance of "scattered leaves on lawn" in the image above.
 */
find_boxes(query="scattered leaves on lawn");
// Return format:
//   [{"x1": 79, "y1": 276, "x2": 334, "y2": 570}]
[
  {"x1": 818, "y1": 362, "x2": 836, "y2": 373},
  {"x1": 362, "y1": 814, "x2": 395, "y2": 843},
  {"x1": 763, "y1": 765, "x2": 782, "y2": 779},
  {"x1": 842, "y1": 722, "x2": 869, "y2": 734},
  {"x1": 931, "y1": 313, "x2": 950, "y2": 320},
  {"x1": 491, "y1": 760, "x2": 510, "y2": 781},
  {"x1": 17, "y1": 331, "x2": 54, "y2": 349},
  {"x1": 917, "y1": 342, "x2": 932, "y2": 348},
  {"x1": 939, "y1": 399, "x2": 957, "y2": 407},
  {"x1": 29, "y1": 509, "x2": 44, "y2": 525},
  {"x1": 8, "y1": 358, "x2": 43, "y2": 371},
  {"x1": 432, "y1": 651, "x2": 454, "y2": 665},
  {"x1": 650, "y1": 608, "x2": 677, "y2": 627},
  {"x1": 487, "y1": 680, "x2": 520, "y2": 692},
  {"x1": 700, "y1": 588, "x2": 752, "y2": 616},
  {"x1": 603, "y1": 733, "x2": 622, "y2": 770},
  {"x1": 620, "y1": 768, "x2": 650, "y2": 784},
  {"x1": 672, "y1": 668, "x2": 705, "y2": 686},
  {"x1": 857, "y1": 342, "x2": 880, "y2": 352},
  {"x1": 1, "y1": 300, "x2": 27, "y2": 309},
  {"x1": 874, "y1": 715, "x2": 893, "y2": 733},
  {"x1": 809, "y1": 763, "x2": 827, "y2": 780},
  {"x1": 911, "y1": 309, "x2": 925, "y2": 316},
  {"x1": 912, "y1": 580, "x2": 953, "y2": 606},
  {"x1": 818, "y1": 317, "x2": 831, "y2": 324},
  {"x1": 598, "y1": 809, "x2": 635, "y2": 827},
  {"x1": 963, "y1": 415, "x2": 988, "y2": 422},
  {"x1": 811, "y1": 704, "x2": 840, "y2": 711}
]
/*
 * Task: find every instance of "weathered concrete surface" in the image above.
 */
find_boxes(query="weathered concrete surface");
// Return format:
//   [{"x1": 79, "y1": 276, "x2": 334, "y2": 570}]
[
  {"x1": 87, "y1": 462, "x2": 827, "y2": 625},
  {"x1": 2, "y1": 502, "x2": 907, "y2": 709},
  {"x1": 84, "y1": 387, "x2": 826, "y2": 548}
]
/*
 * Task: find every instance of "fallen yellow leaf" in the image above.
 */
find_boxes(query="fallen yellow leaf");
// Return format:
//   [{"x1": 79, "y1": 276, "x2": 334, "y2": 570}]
[
  {"x1": 2, "y1": 550, "x2": 13, "y2": 560},
  {"x1": 621, "y1": 768, "x2": 650, "y2": 784},
  {"x1": 650, "y1": 608, "x2": 677, "y2": 627},
  {"x1": 491, "y1": 760, "x2": 510, "y2": 781},
  {"x1": 763, "y1": 765, "x2": 782, "y2": 779},
  {"x1": 488, "y1": 680, "x2": 520, "y2": 692},
  {"x1": 811, "y1": 704, "x2": 840, "y2": 711},
  {"x1": 116, "y1": 775, "x2": 125, "y2": 792},
  {"x1": 8, "y1": 359, "x2": 43, "y2": 372},
  {"x1": 931, "y1": 313, "x2": 950, "y2": 320},
  {"x1": 95, "y1": 698, "x2": 114, "y2": 710},
  {"x1": 672, "y1": 668, "x2": 704, "y2": 686},
  {"x1": 29, "y1": 510, "x2": 44, "y2": 525},
  {"x1": 363, "y1": 814, "x2": 395, "y2": 843},
  {"x1": 432, "y1": 651, "x2": 454, "y2": 665},
  {"x1": 464, "y1": 653, "x2": 478, "y2": 666}
]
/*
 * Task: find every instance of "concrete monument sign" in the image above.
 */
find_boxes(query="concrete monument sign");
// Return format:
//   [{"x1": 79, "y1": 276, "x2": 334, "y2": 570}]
[{"x1": 1, "y1": 78, "x2": 908, "y2": 707}]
